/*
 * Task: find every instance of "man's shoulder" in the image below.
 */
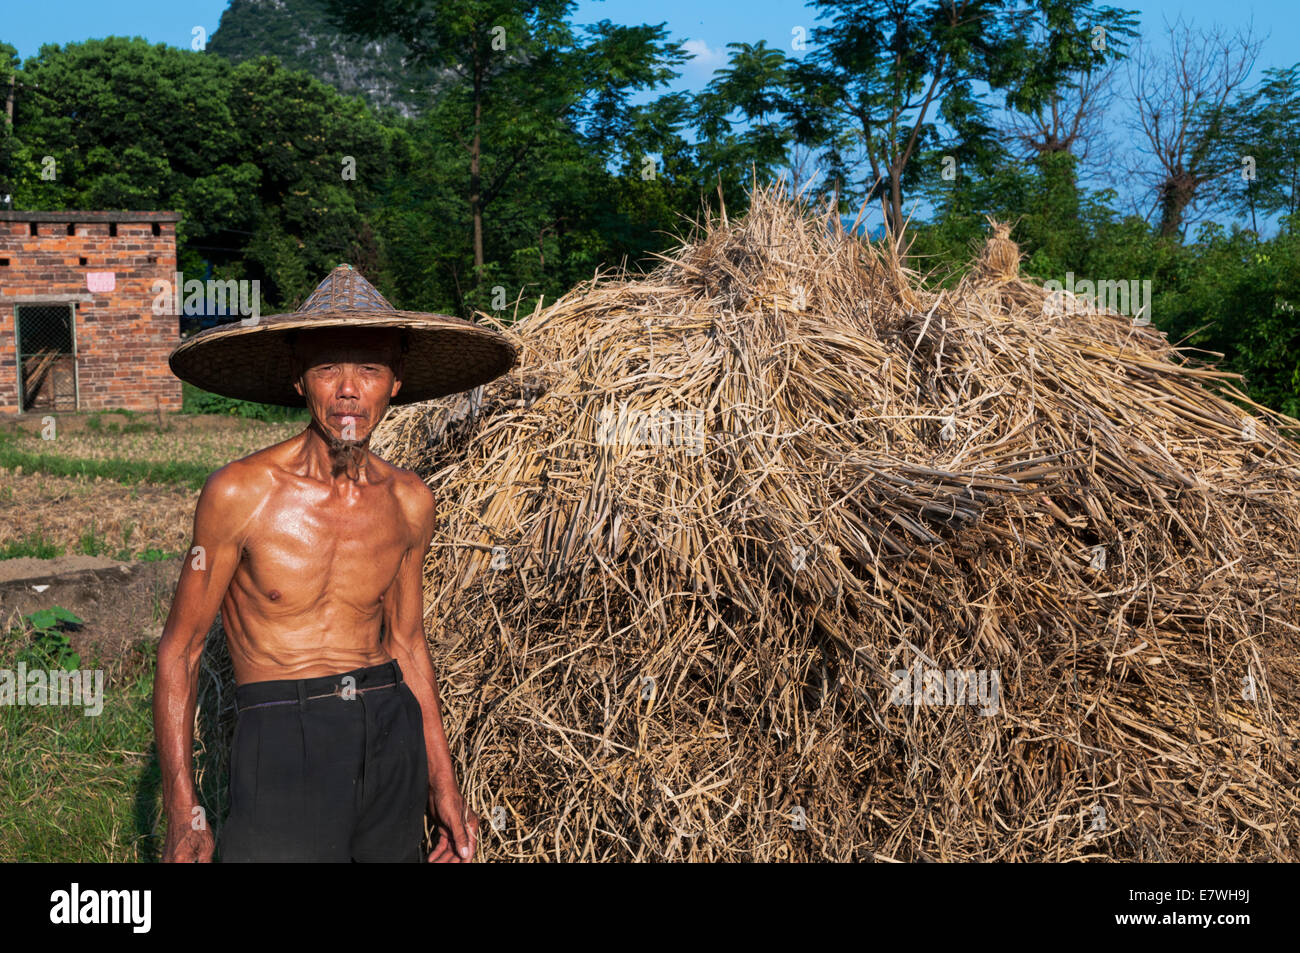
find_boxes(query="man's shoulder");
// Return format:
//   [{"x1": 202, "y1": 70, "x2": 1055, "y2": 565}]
[
  {"x1": 389, "y1": 463, "x2": 435, "y2": 509},
  {"x1": 198, "y1": 449, "x2": 279, "y2": 518},
  {"x1": 373, "y1": 456, "x2": 435, "y2": 527},
  {"x1": 367, "y1": 451, "x2": 428, "y2": 494}
]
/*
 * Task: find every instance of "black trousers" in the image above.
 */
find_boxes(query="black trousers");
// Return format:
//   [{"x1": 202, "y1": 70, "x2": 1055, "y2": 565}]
[{"x1": 219, "y1": 659, "x2": 429, "y2": 862}]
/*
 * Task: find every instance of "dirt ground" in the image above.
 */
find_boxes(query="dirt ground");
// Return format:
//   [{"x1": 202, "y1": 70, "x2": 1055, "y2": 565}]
[
  {"x1": 0, "y1": 556, "x2": 181, "y2": 665},
  {"x1": 1, "y1": 455, "x2": 202, "y2": 664},
  {"x1": 0, "y1": 415, "x2": 301, "y2": 667},
  {"x1": 0, "y1": 554, "x2": 123, "y2": 583}
]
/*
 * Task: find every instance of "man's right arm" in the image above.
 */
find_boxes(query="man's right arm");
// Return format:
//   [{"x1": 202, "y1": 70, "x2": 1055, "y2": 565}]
[{"x1": 152, "y1": 465, "x2": 249, "y2": 862}]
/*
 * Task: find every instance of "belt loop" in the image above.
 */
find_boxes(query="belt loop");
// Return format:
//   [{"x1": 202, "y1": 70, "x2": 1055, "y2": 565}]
[
  {"x1": 392, "y1": 658, "x2": 403, "y2": 684},
  {"x1": 296, "y1": 678, "x2": 308, "y2": 709}
]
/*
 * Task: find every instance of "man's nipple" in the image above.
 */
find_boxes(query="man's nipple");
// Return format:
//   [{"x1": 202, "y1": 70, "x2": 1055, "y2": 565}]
[{"x1": 268, "y1": 589, "x2": 282, "y2": 601}]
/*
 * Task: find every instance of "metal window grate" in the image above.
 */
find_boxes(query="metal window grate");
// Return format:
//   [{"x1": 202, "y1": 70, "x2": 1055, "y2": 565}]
[{"x1": 15, "y1": 304, "x2": 78, "y2": 411}]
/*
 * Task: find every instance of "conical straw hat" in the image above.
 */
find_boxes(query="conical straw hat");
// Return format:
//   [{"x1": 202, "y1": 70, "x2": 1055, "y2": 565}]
[{"x1": 169, "y1": 264, "x2": 518, "y2": 406}]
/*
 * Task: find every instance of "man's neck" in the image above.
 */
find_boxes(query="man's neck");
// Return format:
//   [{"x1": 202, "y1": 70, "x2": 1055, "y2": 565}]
[{"x1": 305, "y1": 419, "x2": 371, "y2": 484}]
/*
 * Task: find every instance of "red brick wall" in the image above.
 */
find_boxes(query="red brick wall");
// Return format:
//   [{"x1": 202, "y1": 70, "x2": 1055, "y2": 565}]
[{"x1": 0, "y1": 216, "x2": 182, "y2": 414}]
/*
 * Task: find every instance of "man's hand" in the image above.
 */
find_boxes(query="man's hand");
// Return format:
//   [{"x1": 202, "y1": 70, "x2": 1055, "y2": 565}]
[
  {"x1": 162, "y1": 818, "x2": 215, "y2": 863},
  {"x1": 427, "y1": 788, "x2": 479, "y2": 862}
]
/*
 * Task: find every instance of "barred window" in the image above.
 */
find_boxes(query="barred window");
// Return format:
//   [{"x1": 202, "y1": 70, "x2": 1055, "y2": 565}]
[{"x1": 15, "y1": 304, "x2": 78, "y2": 411}]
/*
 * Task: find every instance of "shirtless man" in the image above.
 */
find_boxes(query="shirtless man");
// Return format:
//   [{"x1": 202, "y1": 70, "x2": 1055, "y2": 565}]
[{"x1": 154, "y1": 325, "x2": 479, "y2": 862}]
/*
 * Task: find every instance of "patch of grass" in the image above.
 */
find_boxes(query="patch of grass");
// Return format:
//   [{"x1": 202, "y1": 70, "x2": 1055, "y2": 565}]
[
  {"x1": 137, "y1": 548, "x2": 177, "y2": 562},
  {"x1": 0, "y1": 604, "x2": 231, "y2": 862},
  {"x1": 112, "y1": 523, "x2": 137, "y2": 560},
  {"x1": 0, "y1": 619, "x2": 163, "y2": 861},
  {"x1": 0, "y1": 415, "x2": 303, "y2": 486},
  {"x1": 77, "y1": 525, "x2": 112, "y2": 557},
  {"x1": 0, "y1": 531, "x2": 66, "y2": 559},
  {"x1": 0, "y1": 445, "x2": 211, "y2": 490},
  {"x1": 150, "y1": 591, "x2": 169, "y2": 624},
  {"x1": 84, "y1": 409, "x2": 165, "y2": 436}
]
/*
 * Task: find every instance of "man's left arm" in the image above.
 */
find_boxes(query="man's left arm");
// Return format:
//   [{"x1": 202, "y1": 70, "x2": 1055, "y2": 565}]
[{"x1": 384, "y1": 477, "x2": 478, "y2": 862}]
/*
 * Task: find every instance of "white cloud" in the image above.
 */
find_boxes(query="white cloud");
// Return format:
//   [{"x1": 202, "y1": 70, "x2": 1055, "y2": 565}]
[{"x1": 681, "y1": 38, "x2": 729, "y2": 81}]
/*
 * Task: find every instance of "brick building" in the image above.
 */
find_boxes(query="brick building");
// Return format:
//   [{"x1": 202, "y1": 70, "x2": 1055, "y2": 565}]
[{"x1": 0, "y1": 210, "x2": 183, "y2": 415}]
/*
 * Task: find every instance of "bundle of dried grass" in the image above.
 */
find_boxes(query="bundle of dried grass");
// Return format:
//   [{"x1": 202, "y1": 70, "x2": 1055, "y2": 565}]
[
  {"x1": 976, "y1": 218, "x2": 1021, "y2": 281},
  {"x1": 370, "y1": 182, "x2": 1300, "y2": 861}
]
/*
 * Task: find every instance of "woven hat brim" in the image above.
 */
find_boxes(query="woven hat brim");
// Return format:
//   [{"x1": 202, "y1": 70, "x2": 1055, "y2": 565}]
[{"x1": 169, "y1": 312, "x2": 518, "y2": 406}]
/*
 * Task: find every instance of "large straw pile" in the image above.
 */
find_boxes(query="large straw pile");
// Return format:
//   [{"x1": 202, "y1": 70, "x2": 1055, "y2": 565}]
[{"x1": 371, "y1": 183, "x2": 1300, "y2": 861}]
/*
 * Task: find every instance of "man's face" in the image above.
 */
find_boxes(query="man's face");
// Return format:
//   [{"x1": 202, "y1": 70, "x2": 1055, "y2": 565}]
[{"x1": 292, "y1": 327, "x2": 404, "y2": 444}]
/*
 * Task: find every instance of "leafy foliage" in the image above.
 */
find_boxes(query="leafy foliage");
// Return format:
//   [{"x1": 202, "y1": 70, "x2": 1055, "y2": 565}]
[
  {"x1": 16, "y1": 607, "x2": 84, "y2": 672},
  {"x1": 0, "y1": 4, "x2": 1296, "y2": 421}
]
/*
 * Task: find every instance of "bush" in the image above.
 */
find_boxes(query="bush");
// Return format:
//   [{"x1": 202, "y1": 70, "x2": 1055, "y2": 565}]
[{"x1": 180, "y1": 382, "x2": 309, "y2": 422}]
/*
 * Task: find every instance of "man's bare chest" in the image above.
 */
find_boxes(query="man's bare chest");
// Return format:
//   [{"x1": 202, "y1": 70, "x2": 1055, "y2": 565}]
[{"x1": 236, "y1": 483, "x2": 410, "y2": 605}]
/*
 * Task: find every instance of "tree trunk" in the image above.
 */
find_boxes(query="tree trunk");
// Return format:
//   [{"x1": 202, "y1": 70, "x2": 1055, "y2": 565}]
[
  {"x1": 470, "y1": 52, "x2": 484, "y2": 275},
  {"x1": 889, "y1": 166, "x2": 904, "y2": 236},
  {"x1": 1156, "y1": 175, "x2": 1195, "y2": 239}
]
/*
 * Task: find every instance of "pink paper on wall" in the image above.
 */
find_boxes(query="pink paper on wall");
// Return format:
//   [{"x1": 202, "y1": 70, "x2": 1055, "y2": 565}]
[{"x1": 86, "y1": 271, "x2": 116, "y2": 293}]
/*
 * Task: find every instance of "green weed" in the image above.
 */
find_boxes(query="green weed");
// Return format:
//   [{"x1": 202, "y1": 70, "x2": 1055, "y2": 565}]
[{"x1": 0, "y1": 532, "x2": 65, "y2": 559}]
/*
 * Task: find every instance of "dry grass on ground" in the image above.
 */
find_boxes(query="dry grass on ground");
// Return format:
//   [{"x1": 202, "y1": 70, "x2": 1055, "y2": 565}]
[
  {"x1": 0, "y1": 471, "x2": 197, "y2": 558},
  {"x1": 0, "y1": 418, "x2": 303, "y2": 557}
]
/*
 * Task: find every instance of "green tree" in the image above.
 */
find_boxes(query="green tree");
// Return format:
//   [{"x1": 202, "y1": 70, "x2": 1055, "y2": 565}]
[
  {"x1": 321, "y1": 0, "x2": 712, "y2": 320},
  {"x1": 223, "y1": 55, "x2": 392, "y2": 305},
  {"x1": 788, "y1": 0, "x2": 1012, "y2": 234},
  {"x1": 687, "y1": 41, "x2": 798, "y2": 199},
  {"x1": 1222, "y1": 65, "x2": 1300, "y2": 230},
  {"x1": 6, "y1": 37, "x2": 393, "y2": 307},
  {"x1": 324, "y1": 1, "x2": 683, "y2": 279},
  {"x1": 0, "y1": 40, "x2": 30, "y2": 205}
]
